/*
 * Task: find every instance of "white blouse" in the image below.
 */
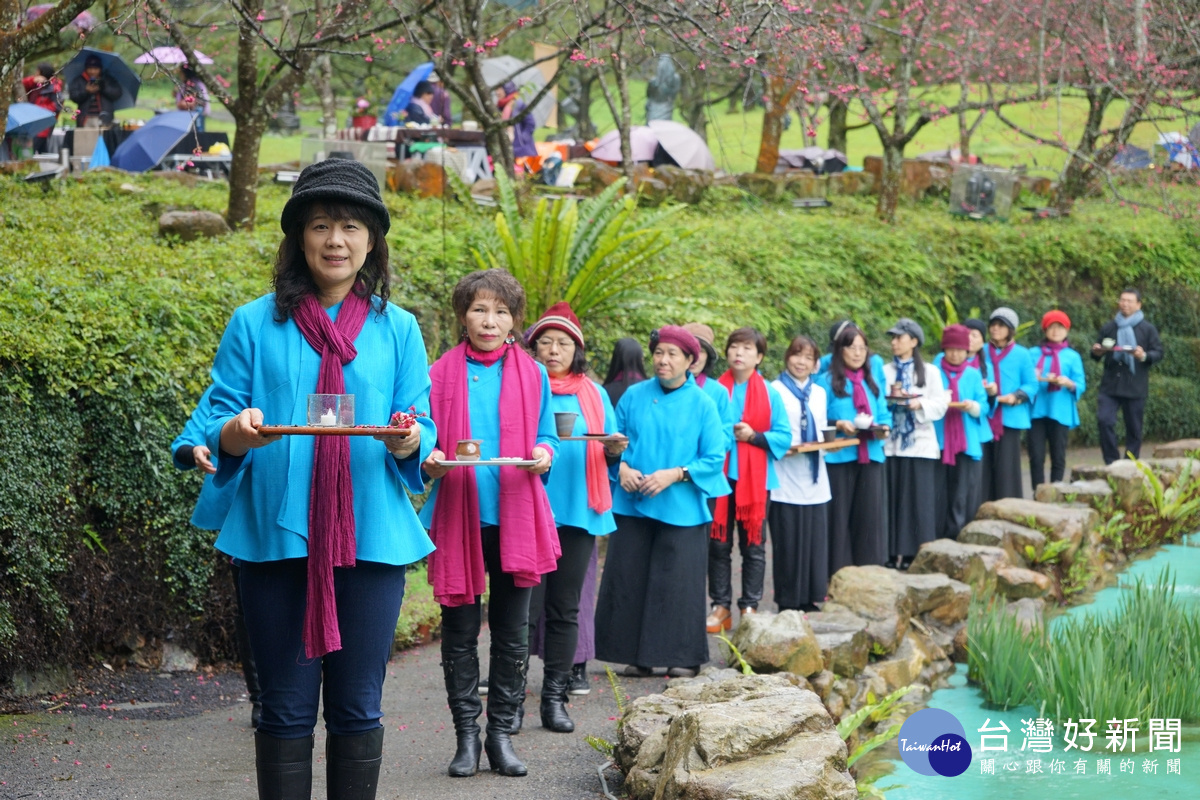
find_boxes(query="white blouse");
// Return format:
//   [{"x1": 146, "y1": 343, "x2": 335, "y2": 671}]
[
  {"x1": 882, "y1": 360, "x2": 949, "y2": 459},
  {"x1": 770, "y1": 378, "x2": 832, "y2": 506}
]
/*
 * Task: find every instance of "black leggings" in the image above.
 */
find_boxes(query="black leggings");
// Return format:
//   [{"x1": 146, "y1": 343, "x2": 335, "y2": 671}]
[
  {"x1": 1028, "y1": 418, "x2": 1069, "y2": 487},
  {"x1": 527, "y1": 526, "x2": 595, "y2": 673},
  {"x1": 440, "y1": 526, "x2": 532, "y2": 666}
]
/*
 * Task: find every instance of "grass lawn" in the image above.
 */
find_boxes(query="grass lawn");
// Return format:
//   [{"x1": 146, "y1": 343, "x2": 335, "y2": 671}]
[{"x1": 114, "y1": 78, "x2": 1192, "y2": 176}]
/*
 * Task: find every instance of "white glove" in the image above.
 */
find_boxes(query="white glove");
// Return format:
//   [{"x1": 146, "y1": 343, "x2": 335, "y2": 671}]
[{"x1": 965, "y1": 400, "x2": 981, "y2": 418}]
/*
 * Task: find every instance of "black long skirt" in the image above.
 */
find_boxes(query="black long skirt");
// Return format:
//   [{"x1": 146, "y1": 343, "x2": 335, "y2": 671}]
[
  {"x1": 594, "y1": 514, "x2": 709, "y2": 669},
  {"x1": 768, "y1": 501, "x2": 830, "y2": 610},
  {"x1": 982, "y1": 426, "x2": 1024, "y2": 502},
  {"x1": 826, "y1": 460, "x2": 887, "y2": 573},
  {"x1": 887, "y1": 457, "x2": 939, "y2": 559},
  {"x1": 940, "y1": 456, "x2": 984, "y2": 540}
]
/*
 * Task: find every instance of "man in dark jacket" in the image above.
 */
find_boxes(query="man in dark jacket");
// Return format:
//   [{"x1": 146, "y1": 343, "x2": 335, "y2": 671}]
[
  {"x1": 1091, "y1": 288, "x2": 1164, "y2": 463},
  {"x1": 68, "y1": 55, "x2": 122, "y2": 127}
]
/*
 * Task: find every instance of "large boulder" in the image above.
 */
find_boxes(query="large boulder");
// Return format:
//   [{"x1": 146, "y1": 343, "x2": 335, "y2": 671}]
[
  {"x1": 782, "y1": 172, "x2": 823, "y2": 198},
  {"x1": 868, "y1": 633, "x2": 943, "y2": 694},
  {"x1": 635, "y1": 176, "x2": 670, "y2": 207},
  {"x1": 1034, "y1": 479, "x2": 1113, "y2": 505},
  {"x1": 907, "y1": 538, "x2": 1010, "y2": 589},
  {"x1": 1005, "y1": 597, "x2": 1046, "y2": 632},
  {"x1": 995, "y1": 566, "x2": 1054, "y2": 599},
  {"x1": 974, "y1": 498, "x2": 1098, "y2": 558},
  {"x1": 736, "y1": 172, "x2": 785, "y2": 201},
  {"x1": 825, "y1": 566, "x2": 970, "y2": 653},
  {"x1": 616, "y1": 671, "x2": 857, "y2": 800},
  {"x1": 729, "y1": 610, "x2": 824, "y2": 677},
  {"x1": 158, "y1": 210, "x2": 229, "y2": 241},
  {"x1": 570, "y1": 158, "x2": 624, "y2": 193},
  {"x1": 654, "y1": 165, "x2": 712, "y2": 204},
  {"x1": 806, "y1": 609, "x2": 871, "y2": 678},
  {"x1": 1155, "y1": 439, "x2": 1200, "y2": 459},
  {"x1": 827, "y1": 171, "x2": 874, "y2": 196},
  {"x1": 958, "y1": 519, "x2": 1047, "y2": 565}
]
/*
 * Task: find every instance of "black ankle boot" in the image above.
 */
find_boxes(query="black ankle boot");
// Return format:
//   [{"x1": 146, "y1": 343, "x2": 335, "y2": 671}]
[
  {"x1": 484, "y1": 655, "x2": 528, "y2": 777},
  {"x1": 441, "y1": 653, "x2": 483, "y2": 777},
  {"x1": 326, "y1": 728, "x2": 384, "y2": 800},
  {"x1": 255, "y1": 731, "x2": 313, "y2": 800},
  {"x1": 539, "y1": 669, "x2": 575, "y2": 733}
]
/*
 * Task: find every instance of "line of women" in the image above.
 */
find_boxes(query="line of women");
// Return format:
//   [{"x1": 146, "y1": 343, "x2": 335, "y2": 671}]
[{"x1": 187, "y1": 162, "x2": 1087, "y2": 799}]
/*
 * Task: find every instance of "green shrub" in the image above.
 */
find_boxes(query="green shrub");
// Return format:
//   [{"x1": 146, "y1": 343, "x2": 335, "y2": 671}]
[{"x1": 393, "y1": 563, "x2": 441, "y2": 650}]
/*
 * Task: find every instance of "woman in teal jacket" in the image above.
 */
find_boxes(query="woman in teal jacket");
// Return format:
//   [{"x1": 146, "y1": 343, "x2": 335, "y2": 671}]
[
  {"x1": 981, "y1": 307, "x2": 1038, "y2": 500},
  {"x1": 205, "y1": 161, "x2": 435, "y2": 800},
  {"x1": 1027, "y1": 310, "x2": 1086, "y2": 488}
]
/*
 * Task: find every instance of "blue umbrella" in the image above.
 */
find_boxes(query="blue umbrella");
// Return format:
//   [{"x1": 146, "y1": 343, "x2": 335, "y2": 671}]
[
  {"x1": 62, "y1": 47, "x2": 141, "y2": 112},
  {"x1": 383, "y1": 62, "x2": 434, "y2": 126},
  {"x1": 5, "y1": 102, "x2": 56, "y2": 137},
  {"x1": 111, "y1": 111, "x2": 197, "y2": 172}
]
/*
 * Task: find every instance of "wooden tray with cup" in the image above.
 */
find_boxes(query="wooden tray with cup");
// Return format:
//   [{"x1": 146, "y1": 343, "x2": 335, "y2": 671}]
[
  {"x1": 258, "y1": 425, "x2": 411, "y2": 436},
  {"x1": 434, "y1": 458, "x2": 539, "y2": 467},
  {"x1": 946, "y1": 401, "x2": 973, "y2": 411},
  {"x1": 561, "y1": 433, "x2": 627, "y2": 442},
  {"x1": 885, "y1": 394, "x2": 922, "y2": 403},
  {"x1": 787, "y1": 438, "x2": 861, "y2": 456}
]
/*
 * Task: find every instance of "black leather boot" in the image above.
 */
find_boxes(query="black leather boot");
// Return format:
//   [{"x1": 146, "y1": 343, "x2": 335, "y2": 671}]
[
  {"x1": 539, "y1": 669, "x2": 575, "y2": 733},
  {"x1": 255, "y1": 731, "x2": 313, "y2": 800},
  {"x1": 510, "y1": 657, "x2": 528, "y2": 735},
  {"x1": 483, "y1": 654, "x2": 528, "y2": 777},
  {"x1": 441, "y1": 653, "x2": 483, "y2": 777},
  {"x1": 326, "y1": 728, "x2": 384, "y2": 800}
]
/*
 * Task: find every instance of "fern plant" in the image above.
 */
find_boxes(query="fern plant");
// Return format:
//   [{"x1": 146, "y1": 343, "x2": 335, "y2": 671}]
[
  {"x1": 471, "y1": 172, "x2": 693, "y2": 320},
  {"x1": 920, "y1": 292, "x2": 1034, "y2": 341}
]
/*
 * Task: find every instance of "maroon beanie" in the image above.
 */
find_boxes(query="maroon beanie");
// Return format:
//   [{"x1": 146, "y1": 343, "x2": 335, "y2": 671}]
[
  {"x1": 941, "y1": 324, "x2": 970, "y2": 351},
  {"x1": 652, "y1": 325, "x2": 700, "y2": 362}
]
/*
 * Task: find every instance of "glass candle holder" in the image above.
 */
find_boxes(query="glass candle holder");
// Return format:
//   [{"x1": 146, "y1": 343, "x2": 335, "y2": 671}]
[{"x1": 308, "y1": 394, "x2": 355, "y2": 427}]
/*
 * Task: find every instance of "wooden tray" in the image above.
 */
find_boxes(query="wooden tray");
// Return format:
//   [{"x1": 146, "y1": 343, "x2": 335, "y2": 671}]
[
  {"x1": 561, "y1": 434, "x2": 627, "y2": 442},
  {"x1": 947, "y1": 401, "x2": 973, "y2": 411},
  {"x1": 434, "y1": 458, "x2": 538, "y2": 467},
  {"x1": 787, "y1": 438, "x2": 861, "y2": 455},
  {"x1": 258, "y1": 425, "x2": 412, "y2": 437},
  {"x1": 885, "y1": 394, "x2": 921, "y2": 402}
]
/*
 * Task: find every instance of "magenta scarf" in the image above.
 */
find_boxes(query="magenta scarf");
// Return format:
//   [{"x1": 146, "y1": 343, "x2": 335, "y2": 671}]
[
  {"x1": 987, "y1": 342, "x2": 1014, "y2": 441},
  {"x1": 1037, "y1": 341, "x2": 1068, "y2": 391},
  {"x1": 695, "y1": 373, "x2": 707, "y2": 387},
  {"x1": 844, "y1": 368, "x2": 873, "y2": 464},
  {"x1": 940, "y1": 359, "x2": 969, "y2": 465},
  {"x1": 426, "y1": 342, "x2": 560, "y2": 607},
  {"x1": 293, "y1": 290, "x2": 371, "y2": 659}
]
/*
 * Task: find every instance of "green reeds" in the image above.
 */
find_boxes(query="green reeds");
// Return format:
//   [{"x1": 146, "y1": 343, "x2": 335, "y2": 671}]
[{"x1": 968, "y1": 568, "x2": 1200, "y2": 722}]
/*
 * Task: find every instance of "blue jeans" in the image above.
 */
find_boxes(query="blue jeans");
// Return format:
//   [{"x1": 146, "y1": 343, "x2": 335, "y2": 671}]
[{"x1": 238, "y1": 558, "x2": 406, "y2": 739}]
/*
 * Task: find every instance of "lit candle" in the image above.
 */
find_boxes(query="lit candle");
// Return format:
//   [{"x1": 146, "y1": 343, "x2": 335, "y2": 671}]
[{"x1": 320, "y1": 408, "x2": 337, "y2": 426}]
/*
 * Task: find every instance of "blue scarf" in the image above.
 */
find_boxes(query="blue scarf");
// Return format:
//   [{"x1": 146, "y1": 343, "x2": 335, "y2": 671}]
[
  {"x1": 891, "y1": 357, "x2": 917, "y2": 451},
  {"x1": 1115, "y1": 310, "x2": 1143, "y2": 373},
  {"x1": 778, "y1": 371, "x2": 819, "y2": 484}
]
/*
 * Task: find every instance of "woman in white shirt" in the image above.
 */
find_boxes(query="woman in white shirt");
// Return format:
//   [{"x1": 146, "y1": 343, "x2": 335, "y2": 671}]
[
  {"x1": 882, "y1": 319, "x2": 949, "y2": 569},
  {"x1": 768, "y1": 336, "x2": 832, "y2": 612}
]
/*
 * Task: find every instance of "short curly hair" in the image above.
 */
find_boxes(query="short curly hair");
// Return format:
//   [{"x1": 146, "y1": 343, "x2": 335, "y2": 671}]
[{"x1": 451, "y1": 269, "x2": 528, "y2": 333}]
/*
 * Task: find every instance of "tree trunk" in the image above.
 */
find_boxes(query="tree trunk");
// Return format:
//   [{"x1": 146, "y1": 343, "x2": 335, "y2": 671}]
[
  {"x1": 1056, "y1": 90, "x2": 1108, "y2": 212},
  {"x1": 226, "y1": 115, "x2": 266, "y2": 230},
  {"x1": 826, "y1": 97, "x2": 849, "y2": 154},
  {"x1": 614, "y1": 52, "x2": 634, "y2": 180},
  {"x1": 877, "y1": 141, "x2": 904, "y2": 223},
  {"x1": 317, "y1": 54, "x2": 338, "y2": 138},
  {"x1": 755, "y1": 75, "x2": 791, "y2": 174}
]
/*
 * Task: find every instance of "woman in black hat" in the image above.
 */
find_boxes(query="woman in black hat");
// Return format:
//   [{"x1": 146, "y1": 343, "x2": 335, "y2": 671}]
[{"x1": 205, "y1": 160, "x2": 435, "y2": 800}]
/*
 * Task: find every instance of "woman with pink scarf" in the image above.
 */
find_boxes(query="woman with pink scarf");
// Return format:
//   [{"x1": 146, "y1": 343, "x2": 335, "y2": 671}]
[{"x1": 419, "y1": 269, "x2": 559, "y2": 779}]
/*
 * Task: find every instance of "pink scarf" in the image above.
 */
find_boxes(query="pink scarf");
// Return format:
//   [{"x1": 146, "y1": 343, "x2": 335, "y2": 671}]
[
  {"x1": 940, "y1": 358, "x2": 969, "y2": 465},
  {"x1": 548, "y1": 373, "x2": 612, "y2": 514},
  {"x1": 844, "y1": 368, "x2": 873, "y2": 464},
  {"x1": 1037, "y1": 341, "x2": 1068, "y2": 391},
  {"x1": 426, "y1": 342, "x2": 560, "y2": 607},
  {"x1": 292, "y1": 290, "x2": 371, "y2": 659},
  {"x1": 987, "y1": 342, "x2": 1014, "y2": 440}
]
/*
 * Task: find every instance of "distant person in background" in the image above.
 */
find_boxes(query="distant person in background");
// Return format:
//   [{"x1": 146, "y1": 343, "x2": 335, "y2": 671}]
[
  {"x1": 430, "y1": 73, "x2": 453, "y2": 125},
  {"x1": 1092, "y1": 289, "x2": 1163, "y2": 464},
  {"x1": 174, "y1": 65, "x2": 211, "y2": 131},
  {"x1": 69, "y1": 54, "x2": 121, "y2": 127},
  {"x1": 602, "y1": 338, "x2": 647, "y2": 406},
  {"x1": 22, "y1": 62, "x2": 63, "y2": 153},
  {"x1": 405, "y1": 80, "x2": 440, "y2": 125},
  {"x1": 496, "y1": 81, "x2": 537, "y2": 161}
]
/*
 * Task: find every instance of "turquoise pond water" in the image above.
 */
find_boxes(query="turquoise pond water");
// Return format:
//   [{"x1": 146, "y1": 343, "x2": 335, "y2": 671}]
[{"x1": 875, "y1": 533, "x2": 1200, "y2": 800}]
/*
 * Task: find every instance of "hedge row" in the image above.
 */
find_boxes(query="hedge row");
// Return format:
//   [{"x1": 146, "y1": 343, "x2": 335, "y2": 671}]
[{"x1": 1, "y1": 172, "x2": 1197, "y2": 679}]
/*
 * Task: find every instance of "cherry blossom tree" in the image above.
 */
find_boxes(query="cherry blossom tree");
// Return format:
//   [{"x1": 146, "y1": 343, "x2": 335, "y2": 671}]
[{"x1": 0, "y1": 0, "x2": 98, "y2": 126}]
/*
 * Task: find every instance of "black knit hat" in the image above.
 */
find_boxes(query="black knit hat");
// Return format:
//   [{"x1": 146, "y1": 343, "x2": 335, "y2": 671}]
[{"x1": 281, "y1": 159, "x2": 390, "y2": 235}]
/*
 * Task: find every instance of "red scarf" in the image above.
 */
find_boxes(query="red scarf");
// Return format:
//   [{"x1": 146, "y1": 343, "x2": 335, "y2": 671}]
[
  {"x1": 711, "y1": 371, "x2": 770, "y2": 545},
  {"x1": 426, "y1": 342, "x2": 560, "y2": 607},
  {"x1": 292, "y1": 290, "x2": 370, "y2": 658},
  {"x1": 940, "y1": 358, "x2": 969, "y2": 466},
  {"x1": 988, "y1": 342, "x2": 1014, "y2": 440},
  {"x1": 548, "y1": 373, "x2": 612, "y2": 514},
  {"x1": 844, "y1": 368, "x2": 873, "y2": 464},
  {"x1": 1037, "y1": 341, "x2": 1068, "y2": 391}
]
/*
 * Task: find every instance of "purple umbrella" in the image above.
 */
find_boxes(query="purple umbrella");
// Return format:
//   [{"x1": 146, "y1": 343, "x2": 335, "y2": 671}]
[
  {"x1": 647, "y1": 120, "x2": 715, "y2": 171},
  {"x1": 589, "y1": 126, "x2": 659, "y2": 163},
  {"x1": 24, "y1": 4, "x2": 98, "y2": 31},
  {"x1": 134, "y1": 47, "x2": 214, "y2": 66}
]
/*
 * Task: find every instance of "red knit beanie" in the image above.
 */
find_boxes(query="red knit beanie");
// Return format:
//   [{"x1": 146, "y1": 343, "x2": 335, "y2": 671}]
[
  {"x1": 941, "y1": 324, "x2": 970, "y2": 351},
  {"x1": 527, "y1": 301, "x2": 584, "y2": 348}
]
